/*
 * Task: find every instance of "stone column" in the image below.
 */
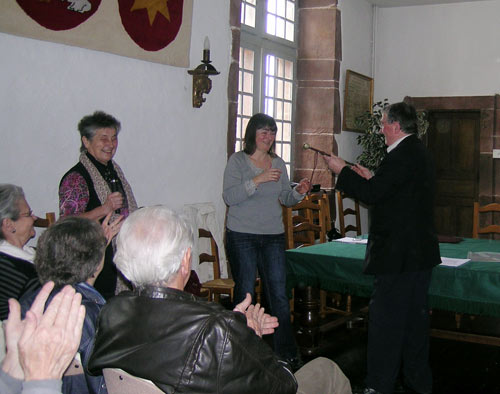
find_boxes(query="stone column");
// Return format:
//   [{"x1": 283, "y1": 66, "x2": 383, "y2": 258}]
[
  {"x1": 294, "y1": 0, "x2": 342, "y2": 189},
  {"x1": 227, "y1": 0, "x2": 241, "y2": 158}
]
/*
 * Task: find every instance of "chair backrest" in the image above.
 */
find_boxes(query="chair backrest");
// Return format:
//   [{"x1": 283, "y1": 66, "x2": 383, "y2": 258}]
[
  {"x1": 64, "y1": 356, "x2": 84, "y2": 377},
  {"x1": 198, "y1": 228, "x2": 221, "y2": 280},
  {"x1": 336, "y1": 191, "x2": 361, "y2": 237},
  {"x1": 34, "y1": 212, "x2": 56, "y2": 228},
  {"x1": 103, "y1": 368, "x2": 163, "y2": 394},
  {"x1": 306, "y1": 193, "x2": 332, "y2": 232},
  {"x1": 472, "y1": 202, "x2": 500, "y2": 238},
  {"x1": 283, "y1": 197, "x2": 327, "y2": 249}
]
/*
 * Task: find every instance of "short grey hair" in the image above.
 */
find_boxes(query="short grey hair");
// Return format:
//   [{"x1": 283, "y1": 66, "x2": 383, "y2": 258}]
[
  {"x1": 0, "y1": 184, "x2": 25, "y2": 240},
  {"x1": 78, "y1": 111, "x2": 121, "y2": 153},
  {"x1": 114, "y1": 206, "x2": 194, "y2": 289},
  {"x1": 35, "y1": 216, "x2": 106, "y2": 287}
]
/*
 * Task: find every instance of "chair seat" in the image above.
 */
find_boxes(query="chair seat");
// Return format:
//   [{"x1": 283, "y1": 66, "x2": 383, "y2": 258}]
[
  {"x1": 202, "y1": 278, "x2": 234, "y2": 289},
  {"x1": 103, "y1": 368, "x2": 163, "y2": 394}
]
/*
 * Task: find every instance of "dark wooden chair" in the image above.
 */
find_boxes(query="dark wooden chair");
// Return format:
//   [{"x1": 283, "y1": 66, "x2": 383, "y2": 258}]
[{"x1": 34, "y1": 212, "x2": 56, "y2": 228}]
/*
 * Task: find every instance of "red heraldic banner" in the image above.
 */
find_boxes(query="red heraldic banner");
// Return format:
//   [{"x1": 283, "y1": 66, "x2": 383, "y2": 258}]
[
  {"x1": 119, "y1": 0, "x2": 183, "y2": 52},
  {"x1": 16, "y1": 0, "x2": 101, "y2": 31},
  {"x1": 0, "y1": 0, "x2": 192, "y2": 67}
]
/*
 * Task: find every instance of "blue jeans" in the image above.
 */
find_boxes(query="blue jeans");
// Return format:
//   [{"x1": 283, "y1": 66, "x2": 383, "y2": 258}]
[{"x1": 225, "y1": 229, "x2": 298, "y2": 359}]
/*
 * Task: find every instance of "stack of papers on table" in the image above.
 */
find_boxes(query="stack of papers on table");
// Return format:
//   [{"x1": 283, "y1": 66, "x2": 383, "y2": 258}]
[
  {"x1": 333, "y1": 237, "x2": 368, "y2": 244},
  {"x1": 440, "y1": 257, "x2": 470, "y2": 267}
]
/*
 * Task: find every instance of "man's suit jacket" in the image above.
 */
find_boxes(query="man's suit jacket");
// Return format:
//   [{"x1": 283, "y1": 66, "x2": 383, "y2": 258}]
[{"x1": 336, "y1": 134, "x2": 441, "y2": 275}]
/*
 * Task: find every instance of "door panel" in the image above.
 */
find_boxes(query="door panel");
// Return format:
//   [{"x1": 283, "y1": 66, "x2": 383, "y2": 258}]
[{"x1": 427, "y1": 111, "x2": 480, "y2": 237}]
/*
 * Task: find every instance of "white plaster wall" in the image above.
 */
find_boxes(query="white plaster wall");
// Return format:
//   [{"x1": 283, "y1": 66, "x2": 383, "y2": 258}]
[
  {"x1": 0, "y1": 1, "x2": 231, "y2": 278},
  {"x1": 336, "y1": 0, "x2": 375, "y2": 234},
  {"x1": 374, "y1": 0, "x2": 500, "y2": 102}
]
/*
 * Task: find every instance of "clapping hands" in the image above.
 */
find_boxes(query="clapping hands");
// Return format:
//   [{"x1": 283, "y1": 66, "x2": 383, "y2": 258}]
[
  {"x1": 2, "y1": 281, "x2": 86, "y2": 381},
  {"x1": 233, "y1": 293, "x2": 279, "y2": 337}
]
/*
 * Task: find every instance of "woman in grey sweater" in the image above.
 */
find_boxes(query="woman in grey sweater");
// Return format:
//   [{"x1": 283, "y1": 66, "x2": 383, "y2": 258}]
[{"x1": 223, "y1": 113, "x2": 310, "y2": 369}]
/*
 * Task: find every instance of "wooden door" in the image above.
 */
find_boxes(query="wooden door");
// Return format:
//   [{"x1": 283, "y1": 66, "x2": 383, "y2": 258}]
[{"x1": 426, "y1": 111, "x2": 480, "y2": 237}]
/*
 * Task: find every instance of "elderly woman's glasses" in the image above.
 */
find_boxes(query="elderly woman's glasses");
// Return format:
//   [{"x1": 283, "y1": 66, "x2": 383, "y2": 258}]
[{"x1": 19, "y1": 209, "x2": 34, "y2": 218}]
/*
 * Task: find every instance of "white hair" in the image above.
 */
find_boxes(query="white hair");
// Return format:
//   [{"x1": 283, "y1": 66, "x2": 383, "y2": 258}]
[{"x1": 114, "y1": 206, "x2": 194, "y2": 288}]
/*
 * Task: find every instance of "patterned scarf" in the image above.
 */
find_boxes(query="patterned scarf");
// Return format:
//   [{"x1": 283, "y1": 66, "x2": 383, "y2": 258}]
[{"x1": 79, "y1": 153, "x2": 138, "y2": 222}]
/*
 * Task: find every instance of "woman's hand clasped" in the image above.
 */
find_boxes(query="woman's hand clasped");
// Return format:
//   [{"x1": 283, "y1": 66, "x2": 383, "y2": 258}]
[
  {"x1": 103, "y1": 192, "x2": 123, "y2": 214},
  {"x1": 253, "y1": 168, "x2": 282, "y2": 186},
  {"x1": 295, "y1": 178, "x2": 311, "y2": 194}
]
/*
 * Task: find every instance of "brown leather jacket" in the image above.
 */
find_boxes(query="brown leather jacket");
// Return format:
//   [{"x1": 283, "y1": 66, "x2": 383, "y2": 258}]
[{"x1": 88, "y1": 286, "x2": 297, "y2": 394}]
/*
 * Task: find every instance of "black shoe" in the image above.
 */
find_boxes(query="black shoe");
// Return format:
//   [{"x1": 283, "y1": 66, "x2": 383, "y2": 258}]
[
  {"x1": 350, "y1": 386, "x2": 367, "y2": 394},
  {"x1": 362, "y1": 388, "x2": 384, "y2": 394}
]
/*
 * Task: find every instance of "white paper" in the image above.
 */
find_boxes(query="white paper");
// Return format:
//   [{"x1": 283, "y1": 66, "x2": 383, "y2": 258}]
[
  {"x1": 333, "y1": 237, "x2": 368, "y2": 244},
  {"x1": 440, "y1": 257, "x2": 470, "y2": 267}
]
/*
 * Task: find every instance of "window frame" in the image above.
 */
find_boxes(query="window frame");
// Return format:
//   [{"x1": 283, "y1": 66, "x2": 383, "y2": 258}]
[{"x1": 238, "y1": 0, "x2": 298, "y2": 174}]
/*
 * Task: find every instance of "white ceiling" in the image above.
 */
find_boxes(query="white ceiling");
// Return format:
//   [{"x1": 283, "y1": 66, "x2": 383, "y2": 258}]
[{"x1": 368, "y1": 0, "x2": 488, "y2": 7}]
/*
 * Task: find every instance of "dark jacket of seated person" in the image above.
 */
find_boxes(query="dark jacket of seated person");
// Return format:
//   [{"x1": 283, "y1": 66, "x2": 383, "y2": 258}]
[
  {"x1": 88, "y1": 285, "x2": 297, "y2": 394},
  {"x1": 20, "y1": 216, "x2": 111, "y2": 394},
  {"x1": 88, "y1": 205, "x2": 298, "y2": 393}
]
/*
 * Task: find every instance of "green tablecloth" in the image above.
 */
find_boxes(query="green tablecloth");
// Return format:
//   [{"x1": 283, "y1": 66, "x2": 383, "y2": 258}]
[{"x1": 286, "y1": 238, "x2": 500, "y2": 318}]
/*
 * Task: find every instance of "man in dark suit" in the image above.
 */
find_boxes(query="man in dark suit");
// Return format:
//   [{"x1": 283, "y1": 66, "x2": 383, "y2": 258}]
[{"x1": 324, "y1": 102, "x2": 441, "y2": 394}]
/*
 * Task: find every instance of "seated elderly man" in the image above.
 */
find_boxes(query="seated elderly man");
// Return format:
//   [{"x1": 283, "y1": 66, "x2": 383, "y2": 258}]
[{"x1": 88, "y1": 206, "x2": 351, "y2": 394}]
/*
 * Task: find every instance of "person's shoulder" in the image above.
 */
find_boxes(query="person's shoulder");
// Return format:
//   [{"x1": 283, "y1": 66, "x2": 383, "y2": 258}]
[
  {"x1": 226, "y1": 151, "x2": 249, "y2": 170},
  {"x1": 0, "y1": 254, "x2": 37, "y2": 283},
  {"x1": 272, "y1": 155, "x2": 286, "y2": 166},
  {"x1": 166, "y1": 296, "x2": 244, "y2": 327},
  {"x1": 75, "y1": 284, "x2": 105, "y2": 309},
  {"x1": 59, "y1": 165, "x2": 87, "y2": 186},
  {"x1": 205, "y1": 305, "x2": 252, "y2": 333},
  {"x1": 18, "y1": 286, "x2": 42, "y2": 317},
  {"x1": 0, "y1": 251, "x2": 30, "y2": 265},
  {"x1": 228, "y1": 151, "x2": 247, "y2": 162}
]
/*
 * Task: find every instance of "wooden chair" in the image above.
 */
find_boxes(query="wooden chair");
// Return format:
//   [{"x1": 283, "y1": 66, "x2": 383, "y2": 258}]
[
  {"x1": 198, "y1": 228, "x2": 234, "y2": 303},
  {"x1": 472, "y1": 202, "x2": 500, "y2": 238},
  {"x1": 283, "y1": 196, "x2": 328, "y2": 317},
  {"x1": 64, "y1": 357, "x2": 83, "y2": 377},
  {"x1": 319, "y1": 192, "x2": 363, "y2": 318},
  {"x1": 103, "y1": 368, "x2": 163, "y2": 394},
  {"x1": 198, "y1": 229, "x2": 262, "y2": 304},
  {"x1": 307, "y1": 192, "x2": 333, "y2": 233},
  {"x1": 282, "y1": 197, "x2": 327, "y2": 250},
  {"x1": 336, "y1": 191, "x2": 361, "y2": 237},
  {"x1": 34, "y1": 212, "x2": 56, "y2": 228}
]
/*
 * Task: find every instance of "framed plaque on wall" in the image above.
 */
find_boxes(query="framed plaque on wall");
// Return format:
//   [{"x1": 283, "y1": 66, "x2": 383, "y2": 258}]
[{"x1": 343, "y1": 70, "x2": 373, "y2": 132}]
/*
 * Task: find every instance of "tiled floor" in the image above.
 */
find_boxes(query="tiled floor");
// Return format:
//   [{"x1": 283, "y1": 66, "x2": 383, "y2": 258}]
[{"x1": 309, "y1": 323, "x2": 500, "y2": 394}]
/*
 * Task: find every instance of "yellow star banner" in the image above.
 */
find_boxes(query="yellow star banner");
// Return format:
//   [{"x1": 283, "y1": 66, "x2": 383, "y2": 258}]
[{"x1": 0, "y1": 0, "x2": 193, "y2": 67}]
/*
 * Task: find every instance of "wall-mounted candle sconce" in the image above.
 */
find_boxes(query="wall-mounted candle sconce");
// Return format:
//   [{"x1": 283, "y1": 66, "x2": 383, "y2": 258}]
[{"x1": 187, "y1": 37, "x2": 220, "y2": 108}]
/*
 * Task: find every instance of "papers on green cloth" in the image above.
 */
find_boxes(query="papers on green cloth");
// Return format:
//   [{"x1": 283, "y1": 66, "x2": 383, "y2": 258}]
[
  {"x1": 333, "y1": 237, "x2": 368, "y2": 244},
  {"x1": 440, "y1": 257, "x2": 470, "y2": 267}
]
